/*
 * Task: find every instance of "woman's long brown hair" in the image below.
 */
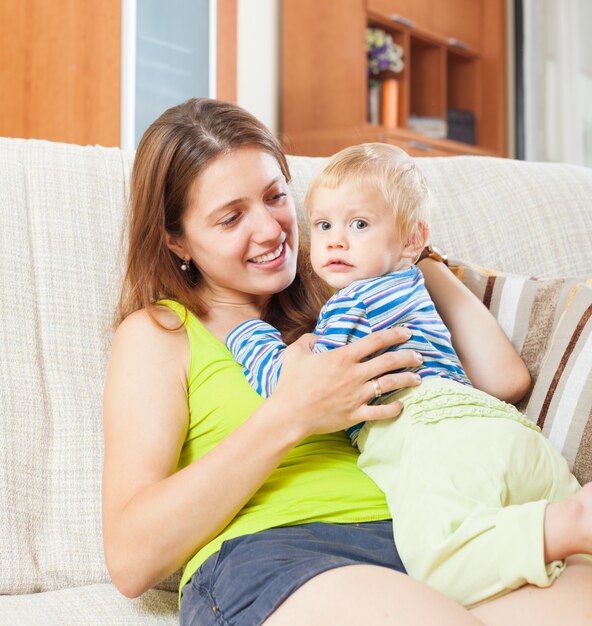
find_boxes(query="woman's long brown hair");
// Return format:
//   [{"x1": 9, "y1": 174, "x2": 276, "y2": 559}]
[{"x1": 117, "y1": 98, "x2": 329, "y2": 342}]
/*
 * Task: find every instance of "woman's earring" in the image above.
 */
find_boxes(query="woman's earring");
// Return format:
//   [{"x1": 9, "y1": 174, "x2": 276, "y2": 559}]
[{"x1": 180, "y1": 257, "x2": 190, "y2": 271}]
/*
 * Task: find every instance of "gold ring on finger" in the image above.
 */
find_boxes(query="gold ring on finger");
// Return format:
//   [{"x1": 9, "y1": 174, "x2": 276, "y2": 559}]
[{"x1": 371, "y1": 378, "x2": 382, "y2": 399}]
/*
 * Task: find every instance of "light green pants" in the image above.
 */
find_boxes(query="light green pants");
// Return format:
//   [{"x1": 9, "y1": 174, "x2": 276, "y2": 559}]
[{"x1": 357, "y1": 377, "x2": 581, "y2": 608}]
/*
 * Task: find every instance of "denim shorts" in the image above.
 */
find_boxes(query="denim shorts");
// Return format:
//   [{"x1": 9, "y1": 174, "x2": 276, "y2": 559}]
[{"x1": 179, "y1": 520, "x2": 405, "y2": 626}]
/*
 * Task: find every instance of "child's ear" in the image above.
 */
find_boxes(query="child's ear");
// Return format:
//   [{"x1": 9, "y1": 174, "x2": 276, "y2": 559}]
[{"x1": 402, "y1": 222, "x2": 430, "y2": 259}]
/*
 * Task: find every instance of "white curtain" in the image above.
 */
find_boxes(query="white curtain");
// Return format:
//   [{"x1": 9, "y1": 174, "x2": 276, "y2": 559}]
[{"x1": 523, "y1": 0, "x2": 592, "y2": 167}]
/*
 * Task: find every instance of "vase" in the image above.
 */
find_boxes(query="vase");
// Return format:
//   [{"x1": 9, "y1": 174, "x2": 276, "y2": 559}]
[{"x1": 381, "y1": 78, "x2": 399, "y2": 129}]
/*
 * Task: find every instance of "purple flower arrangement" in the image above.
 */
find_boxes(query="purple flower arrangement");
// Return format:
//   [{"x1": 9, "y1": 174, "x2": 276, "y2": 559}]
[{"x1": 366, "y1": 27, "x2": 404, "y2": 77}]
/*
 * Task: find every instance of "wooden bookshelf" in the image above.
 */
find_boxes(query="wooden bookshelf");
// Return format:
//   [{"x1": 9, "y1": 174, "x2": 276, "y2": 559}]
[{"x1": 281, "y1": 0, "x2": 507, "y2": 157}]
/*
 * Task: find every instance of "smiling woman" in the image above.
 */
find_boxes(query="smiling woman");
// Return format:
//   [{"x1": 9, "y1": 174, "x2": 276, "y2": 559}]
[
  {"x1": 165, "y1": 148, "x2": 298, "y2": 311},
  {"x1": 105, "y1": 98, "x2": 428, "y2": 620}
]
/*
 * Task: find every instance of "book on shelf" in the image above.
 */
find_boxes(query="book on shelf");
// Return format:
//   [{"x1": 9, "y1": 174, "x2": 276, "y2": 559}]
[
  {"x1": 408, "y1": 115, "x2": 447, "y2": 139},
  {"x1": 447, "y1": 109, "x2": 476, "y2": 145}
]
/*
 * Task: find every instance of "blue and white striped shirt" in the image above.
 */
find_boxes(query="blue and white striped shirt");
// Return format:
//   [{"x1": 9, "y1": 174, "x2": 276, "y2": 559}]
[{"x1": 227, "y1": 267, "x2": 471, "y2": 443}]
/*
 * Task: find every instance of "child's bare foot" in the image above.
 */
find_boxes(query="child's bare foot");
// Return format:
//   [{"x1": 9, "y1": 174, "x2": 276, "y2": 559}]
[{"x1": 544, "y1": 482, "x2": 592, "y2": 562}]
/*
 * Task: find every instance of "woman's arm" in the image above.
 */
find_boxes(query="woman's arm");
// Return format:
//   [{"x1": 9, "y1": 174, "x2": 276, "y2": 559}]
[
  {"x1": 102, "y1": 310, "x2": 421, "y2": 598},
  {"x1": 419, "y1": 258, "x2": 531, "y2": 403}
]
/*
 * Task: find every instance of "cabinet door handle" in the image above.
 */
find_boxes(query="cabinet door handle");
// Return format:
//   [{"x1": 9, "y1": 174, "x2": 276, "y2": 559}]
[
  {"x1": 447, "y1": 37, "x2": 469, "y2": 50},
  {"x1": 408, "y1": 140, "x2": 434, "y2": 152},
  {"x1": 389, "y1": 14, "x2": 415, "y2": 28}
]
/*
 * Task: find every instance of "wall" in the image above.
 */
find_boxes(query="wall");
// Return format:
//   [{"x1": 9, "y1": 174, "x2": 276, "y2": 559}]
[
  {"x1": 523, "y1": 0, "x2": 592, "y2": 166},
  {"x1": 0, "y1": 0, "x2": 121, "y2": 146},
  {"x1": 506, "y1": 0, "x2": 516, "y2": 158},
  {"x1": 236, "y1": 0, "x2": 279, "y2": 133},
  {"x1": 0, "y1": 0, "x2": 236, "y2": 148}
]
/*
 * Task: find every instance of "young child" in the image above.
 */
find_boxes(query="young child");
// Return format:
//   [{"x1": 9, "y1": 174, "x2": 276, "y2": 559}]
[{"x1": 225, "y1": 143, "x2": 591, "y2": 607}]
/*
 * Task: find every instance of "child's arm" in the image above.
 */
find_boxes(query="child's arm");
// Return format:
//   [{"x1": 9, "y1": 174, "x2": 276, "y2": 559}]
[
  {"x1": 313, "y1": 297, "x2": 373, "y2": 352},
  {"x1": 226, "y1": 320, "x2": 287, "y2": 398},
  {"x1": 419, "y1": 258, "x2": 531, "y2": 403}
]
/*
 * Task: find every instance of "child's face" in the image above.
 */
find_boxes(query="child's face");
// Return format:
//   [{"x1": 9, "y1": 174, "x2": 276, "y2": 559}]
[{"x1": 308, "y1": 181, "x2": 413, "y2": 290}]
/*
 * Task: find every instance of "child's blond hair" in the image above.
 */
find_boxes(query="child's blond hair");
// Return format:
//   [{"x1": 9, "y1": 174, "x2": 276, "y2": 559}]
[{"x1": 305, "y1": 143, "x2": 431, "y2": 246}]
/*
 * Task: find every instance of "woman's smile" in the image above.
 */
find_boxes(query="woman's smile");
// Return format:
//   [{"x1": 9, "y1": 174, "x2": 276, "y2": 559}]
[{"x1": 249, "y1": 242, "x2": 286, "y2": 266}]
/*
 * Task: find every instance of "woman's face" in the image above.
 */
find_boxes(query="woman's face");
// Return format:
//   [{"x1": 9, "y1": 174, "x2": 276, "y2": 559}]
[{"x1": 168, "y1": 146, "x2": 298, "y2": 306}]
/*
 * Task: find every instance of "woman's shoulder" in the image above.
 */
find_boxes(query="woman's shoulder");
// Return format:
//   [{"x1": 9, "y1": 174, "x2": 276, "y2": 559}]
[
  {"x1": 118, "y1": 304, "x2": 184, "y2": 332},
  {"x1": 114, "y1": 305, "x2": 189, "y2": 363}
]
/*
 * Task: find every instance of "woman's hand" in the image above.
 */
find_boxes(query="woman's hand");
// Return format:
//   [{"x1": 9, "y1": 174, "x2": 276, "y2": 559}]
[{"x1": 272, "y1": 326, "x2": 423, "y2": 439}]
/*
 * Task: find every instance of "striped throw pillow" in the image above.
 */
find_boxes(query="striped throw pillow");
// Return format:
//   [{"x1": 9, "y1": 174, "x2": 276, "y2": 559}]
[
  {"x1": 449, "y1": 263, "x2": 592, "y2": 484},
  {"x1": 449, "y1": 262, "x2": 586, "y2": 394},
  {"x1": 526, "y1": 283, "x2": 592, "y2": 485}
]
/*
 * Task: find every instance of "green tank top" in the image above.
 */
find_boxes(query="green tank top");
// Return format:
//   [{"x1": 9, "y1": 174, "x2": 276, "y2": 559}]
[{"x1": 161, "y1": 301, "x2": 391, "y2": 595}]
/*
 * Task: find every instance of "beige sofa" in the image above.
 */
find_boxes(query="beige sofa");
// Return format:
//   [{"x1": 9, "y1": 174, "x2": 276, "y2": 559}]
[{"x1": 1, "y1": 137, "x2": 591, "y2": 624}]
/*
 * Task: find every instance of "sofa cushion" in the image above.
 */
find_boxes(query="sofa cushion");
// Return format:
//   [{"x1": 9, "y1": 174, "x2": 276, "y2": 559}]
[
  {"x1": 0, "y1": 138, "x2": 133, "y2": 593},
  {"x1": 0, "y1": 584, "x2": 177, "y2": 625},
  {"x1": 449, "y1": 261, "x2": 592, "y2": 485},
  {"x1": 526, "y1": 283, "x2": 592, "y2": 485},
  {"x1": 448, "y1": 262, "x2": 588, "y2": 400}
]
